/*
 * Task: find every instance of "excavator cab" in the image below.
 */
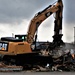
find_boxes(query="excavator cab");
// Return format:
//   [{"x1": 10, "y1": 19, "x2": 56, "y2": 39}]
[{"x1": 15, "y1": 34, "x2": 27, "y2": 41}]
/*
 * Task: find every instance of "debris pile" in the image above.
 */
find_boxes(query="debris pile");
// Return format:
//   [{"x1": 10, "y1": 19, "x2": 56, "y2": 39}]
[
  {"x1": 34, "y1": 43, "x2": 75, "y2": 72},
  {"x1": 0, "y1": 62, "x2": 23, "y2": 72}
]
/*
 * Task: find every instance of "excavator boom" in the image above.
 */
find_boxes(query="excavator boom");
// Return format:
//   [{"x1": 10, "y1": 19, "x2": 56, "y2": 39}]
[{"x1": 27, "y1": 0, "x2": 63, "y2": 44}]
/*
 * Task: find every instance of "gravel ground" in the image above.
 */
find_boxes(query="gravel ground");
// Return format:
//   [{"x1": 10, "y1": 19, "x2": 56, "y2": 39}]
[{"x1": 0, "y1": 72, "x2": 75, "y2": 75}]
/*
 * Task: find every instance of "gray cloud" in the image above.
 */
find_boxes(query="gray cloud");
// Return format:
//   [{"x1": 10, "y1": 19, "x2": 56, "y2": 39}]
[
  {"x1": 0, "y1": 0, "x2": 54, "y2": 24},
  {"x1": 64, "y1": 0, "x2": 75, "y2": 23},
  {"x1": 0, "y1": 0, "x2": 75, "y2": 24}
]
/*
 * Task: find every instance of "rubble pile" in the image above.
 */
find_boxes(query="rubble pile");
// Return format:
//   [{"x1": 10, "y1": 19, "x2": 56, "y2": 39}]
[
  {"x1": 0, "y1": 62, "x2": 23, "y2": 72},
  {"x1": 23, "y1": 48, "x2": 75, "y2": 72},
  {"x1": 32, "y1": 43, "x2": 75, "y2": 72}
]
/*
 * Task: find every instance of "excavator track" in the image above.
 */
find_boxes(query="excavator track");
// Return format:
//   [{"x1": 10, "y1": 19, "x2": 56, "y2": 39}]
[{"x1": 0, "y1": 52, "x2": 53, "y2": 71}]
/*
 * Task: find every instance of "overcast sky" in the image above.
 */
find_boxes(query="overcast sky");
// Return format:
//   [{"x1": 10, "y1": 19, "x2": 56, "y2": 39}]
[{"x1": 0, "y1": 0, "x2": 75, "y2": 43}]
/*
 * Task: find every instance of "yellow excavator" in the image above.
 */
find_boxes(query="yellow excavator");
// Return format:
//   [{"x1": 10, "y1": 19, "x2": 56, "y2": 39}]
[{"x1": 0, "y1": 0, "x2": 63, "y2": 70}]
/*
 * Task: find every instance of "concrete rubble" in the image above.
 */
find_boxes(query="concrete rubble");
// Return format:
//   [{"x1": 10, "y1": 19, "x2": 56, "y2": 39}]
[{"x1": 0, "y1": 62, "x2": 23, "y2": 72}]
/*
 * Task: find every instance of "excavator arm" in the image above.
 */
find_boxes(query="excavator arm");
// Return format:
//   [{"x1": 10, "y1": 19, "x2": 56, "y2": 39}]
[{"x1": 27, "y1": 0, "x2": 63, "y2": 45}]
